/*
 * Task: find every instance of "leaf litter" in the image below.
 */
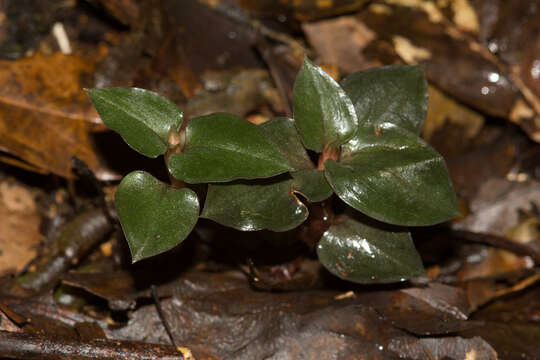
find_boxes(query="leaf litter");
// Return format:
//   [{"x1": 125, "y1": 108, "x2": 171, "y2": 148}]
[{"x1": 1, "y1": 0, "x2": 539, "y2": 359}]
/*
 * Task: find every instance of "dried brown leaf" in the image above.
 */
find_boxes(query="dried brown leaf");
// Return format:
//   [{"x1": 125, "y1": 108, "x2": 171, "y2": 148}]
[{"x1": 0, "y1": 52, "x2": 117, "y2": 179}]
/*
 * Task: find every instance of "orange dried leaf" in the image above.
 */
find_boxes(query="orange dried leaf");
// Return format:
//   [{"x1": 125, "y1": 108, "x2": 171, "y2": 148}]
[{"x1": 0, "y1": 52, "x2": 116, "y2": 179}]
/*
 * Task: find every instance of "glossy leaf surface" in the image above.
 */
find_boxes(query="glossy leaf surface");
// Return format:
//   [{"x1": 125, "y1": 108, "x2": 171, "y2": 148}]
[
  {"x1": 202, "y1": 176, "x2": 308, "y2": 231},
  {"x1": 341, "y1": 65, "x2": 427, "y2": 134},
  {"x1": 317, "y1": 214, "x2": 425, "y2": 283},
  {"x1": 115, "y1": 171, "x2": 199, "y2": 262},
  {"x1": 291, "y1": 169, "x2": 333, "y2": 202},
  {"x1": 325, "y1": 124, "x2": 459, "y2": 226},
  {"x1": 87, "y1": 88, "x2": 183, "y2": 157},
  {"x1": 260, "y1": 117, "x2": 314, "y2": 170},
  {"x1": 293, "y1": 58, "x2": 357, "y2": 152},
  {"x1": 168, "y1": 113, "x2": 291, "y2": 183}
]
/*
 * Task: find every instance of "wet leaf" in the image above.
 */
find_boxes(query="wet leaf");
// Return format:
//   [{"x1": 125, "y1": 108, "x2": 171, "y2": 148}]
[
  {"x1": 291, "y1": 169, "x2": 333, "y2": 202},
  {"x1": 61, "y1": 272, "x2": 137, "y2": 311},
  {"x1": 355, "y1": 283, "x2": 472, "y2": 335},
  {"x1": 341, "y1": 65, "x2": 427, "y2": 135},
  {"x1": 109, "y1": 269, "x2": 500, "y2": 360},
  {"x1": 453, "y1": 178, "x2": 540, "y2": 236},
  {"x1": 202, "y1": 176, "x2": 308, "y2": 231},
  {"x1": 317, "y1": 214, "x2": 425, "y2": 283},
  {"x1": 115, "y1": 171, "x2": 199, "y2": 262},
  {"x1": 293, "y1": 58, "x2": 357, "y2": 152},
  {"x1": 259, "y1": 117, "x2": 313, "y2": 170},
  {"x1": 388, "y1": 336, "x2": 497, "y2": 360},
  {"x1": 87, "y1": 87, "x2": 183, "y2": 158},
  {"x1": 168, "y1": 113, "x2": 291, "y2": 183},
  {"x1": 326, "y1": 124, "x2": 459, "y2": 226},
  {"x1": 354, "y1": 3, "x2": 540, "y2": 142},
  {"x1": 109, "y1": 270, "x2": 400, "y2": 359},
  {"x1": 460, "y1": 322, "x2": 540, "y2": 360}
]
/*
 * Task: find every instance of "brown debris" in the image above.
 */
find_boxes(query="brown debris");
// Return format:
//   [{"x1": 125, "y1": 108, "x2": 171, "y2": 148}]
[
  {"x1": 2, "y1": 1, "x2": 540, "y2": 359},
  {"x1": 0, "y1": 180, "x2": 41, "y2": 275},
  {"x1": 0, "y1": 52, "x2": 118, "y2": 179}
]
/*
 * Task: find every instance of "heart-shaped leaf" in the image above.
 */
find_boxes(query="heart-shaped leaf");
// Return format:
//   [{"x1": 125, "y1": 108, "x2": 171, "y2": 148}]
[
  {"x1": 87, "y1": 88, "x2": 183, "y2": 158},
  {"x1": 291, "y1": 169, "x2": 333, "y2": 202},
  {"x1": 168, "y1": 113, "x2": 291, "y2": 183},
  {"x1": 259, "y1": 117, "x2": 314, "y2": 170},
  {"x1": 317, "y1": 213, "x2": 425, "y2": 283},
  {"x1": 341, "y1": 65, "x2": 427, "y2": 135},
  {"x1": 293, "y1": 58, "x2": 357, "y2": 152},
  {"x1": 201, "y1": 176, "x2": 308, "y2": 231},
  {"x1": 115, "y1": 171, "x2": 199, "y2": 262},
  {"x1": 325, "y1": 123, "x2": 459, "y2": 226}
]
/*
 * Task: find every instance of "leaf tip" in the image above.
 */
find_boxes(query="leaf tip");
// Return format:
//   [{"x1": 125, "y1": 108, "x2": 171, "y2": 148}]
[
  {"x1": 130, "y1": 251, "x2": 144, "y2": 264},
  {"x1": 302, "y1": 55, "x2": 313, "y2": 66}
]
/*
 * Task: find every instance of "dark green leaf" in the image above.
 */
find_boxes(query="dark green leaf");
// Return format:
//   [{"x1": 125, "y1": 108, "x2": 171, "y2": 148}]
[
  {"x1": 115, "y1": 171, "x2": 199, "y2": 262},
  {"x1": 293, "y1": 58, "x2": 357, "y2": 152},
  {"x1": 325, "y1": 124, "x2": 459, "y2": 226},
  {"x1": 260, "y1": 117, "x2": 314, "y2": 170},
  {"x1": 168, "y1": 113, "x2": 291, "y2": 183},
  {"x1": 201, "y1": 176, "x2": 308, "y2": 231},
  {"x1": 291, "y1": 169, "x2": 333, "y2": 202},
  {"x1": 341, "y1": 65, "x2": 427, "y2": 135},
  {"x1": 317, "y1": 213, "x2": 425, "y2": 283},
  {"x1": 87, "y1": 88, "x2": 183, "y2": 158}
]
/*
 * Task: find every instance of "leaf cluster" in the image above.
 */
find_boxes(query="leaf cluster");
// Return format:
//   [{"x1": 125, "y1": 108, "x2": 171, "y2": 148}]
[{"x1": 87, "y1": 59, "x2": 459, "y2": 283}]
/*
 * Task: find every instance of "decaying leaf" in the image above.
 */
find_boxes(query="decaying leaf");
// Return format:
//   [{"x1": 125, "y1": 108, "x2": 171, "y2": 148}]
[
  {"x1": 302, "y1": 1, "x2": 540, "y2": 142},
  {"x1": 108, "y1": 270, "x2": 498, "y2": 359},
  {"x1": 302, "y1": 15, "x2": 378, "y2": 74},
  {"x1": 0, "y1": 52, "x2": 117, "y2": 179},
  {"x1": 453, "y1": 178, "x2": 540, "y2": 236},
  {"x1": 0, "y1": 180, "x2": 41, "y2": 275}
]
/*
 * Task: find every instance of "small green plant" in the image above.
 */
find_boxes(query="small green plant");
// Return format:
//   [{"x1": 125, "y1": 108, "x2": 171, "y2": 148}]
[{"x1": 87, "y1": 59, "x2": 459, "y2": 284}]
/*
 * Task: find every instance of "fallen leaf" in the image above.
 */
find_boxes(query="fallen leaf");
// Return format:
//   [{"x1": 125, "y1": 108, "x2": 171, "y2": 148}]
[
  {"x1": 453, "y1": 178, "x2": 540, "y2": 235},
  {"x1": 0, "y1": 52, "x2": 118, "y2": 179},
  {"x1": 388, "y1": 336, "x2": 497, "y2": 360},
  {"x1": 0, "y1": 180, "x2": 41, "y2": 275},
  {"x1": 61, "y1": 272, "x2": 137, "y2": 311},
  {"x1": 302, "y1": 16, "x2": 379, "y2": 74},
  {"x1": 352, "y1": 2, "x2": 540, "y2": 142}
]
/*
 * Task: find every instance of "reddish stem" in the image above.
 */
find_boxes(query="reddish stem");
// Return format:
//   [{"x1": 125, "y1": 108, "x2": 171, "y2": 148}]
[{"x1": 317, "y1": 145, "x2": 340, "y2": 170}]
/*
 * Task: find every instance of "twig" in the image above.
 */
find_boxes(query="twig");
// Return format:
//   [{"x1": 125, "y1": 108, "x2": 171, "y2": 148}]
[
  {"x1": 17, "y1": 208, "x2": 113, "y2": 291},
  {"x1": 0, "y1": 330, "x2": 183, "y2": 360},
  {"x1": 151, "y1": 285, "x2": 177, "y2": 348},
  {"x1": 452, "y1": 230, "x2": 540, "y2": 265}
]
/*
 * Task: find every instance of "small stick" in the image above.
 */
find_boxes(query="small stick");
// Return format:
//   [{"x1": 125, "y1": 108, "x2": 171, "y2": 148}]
[
  {"x1": 17, "y1": 209, "x2": 112, "y2": 291},
  {"x1": 452, "y1": 230, "x2": 540, "y2": 265},
  {"x1": 151, "y1": 285, "x2": 177, "y2": 349},
  {"x1": 0, "y1": 330, "x2": 184, "y2": 360}
]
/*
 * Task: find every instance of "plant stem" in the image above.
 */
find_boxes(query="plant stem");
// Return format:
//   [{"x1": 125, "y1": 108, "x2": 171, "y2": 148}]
[
  {"x1": 317, "y1": 145, "x2": 340, "y2": 170},
  {"x1": 165, "y1": 129, "x2": 187, "y2": 189}
]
